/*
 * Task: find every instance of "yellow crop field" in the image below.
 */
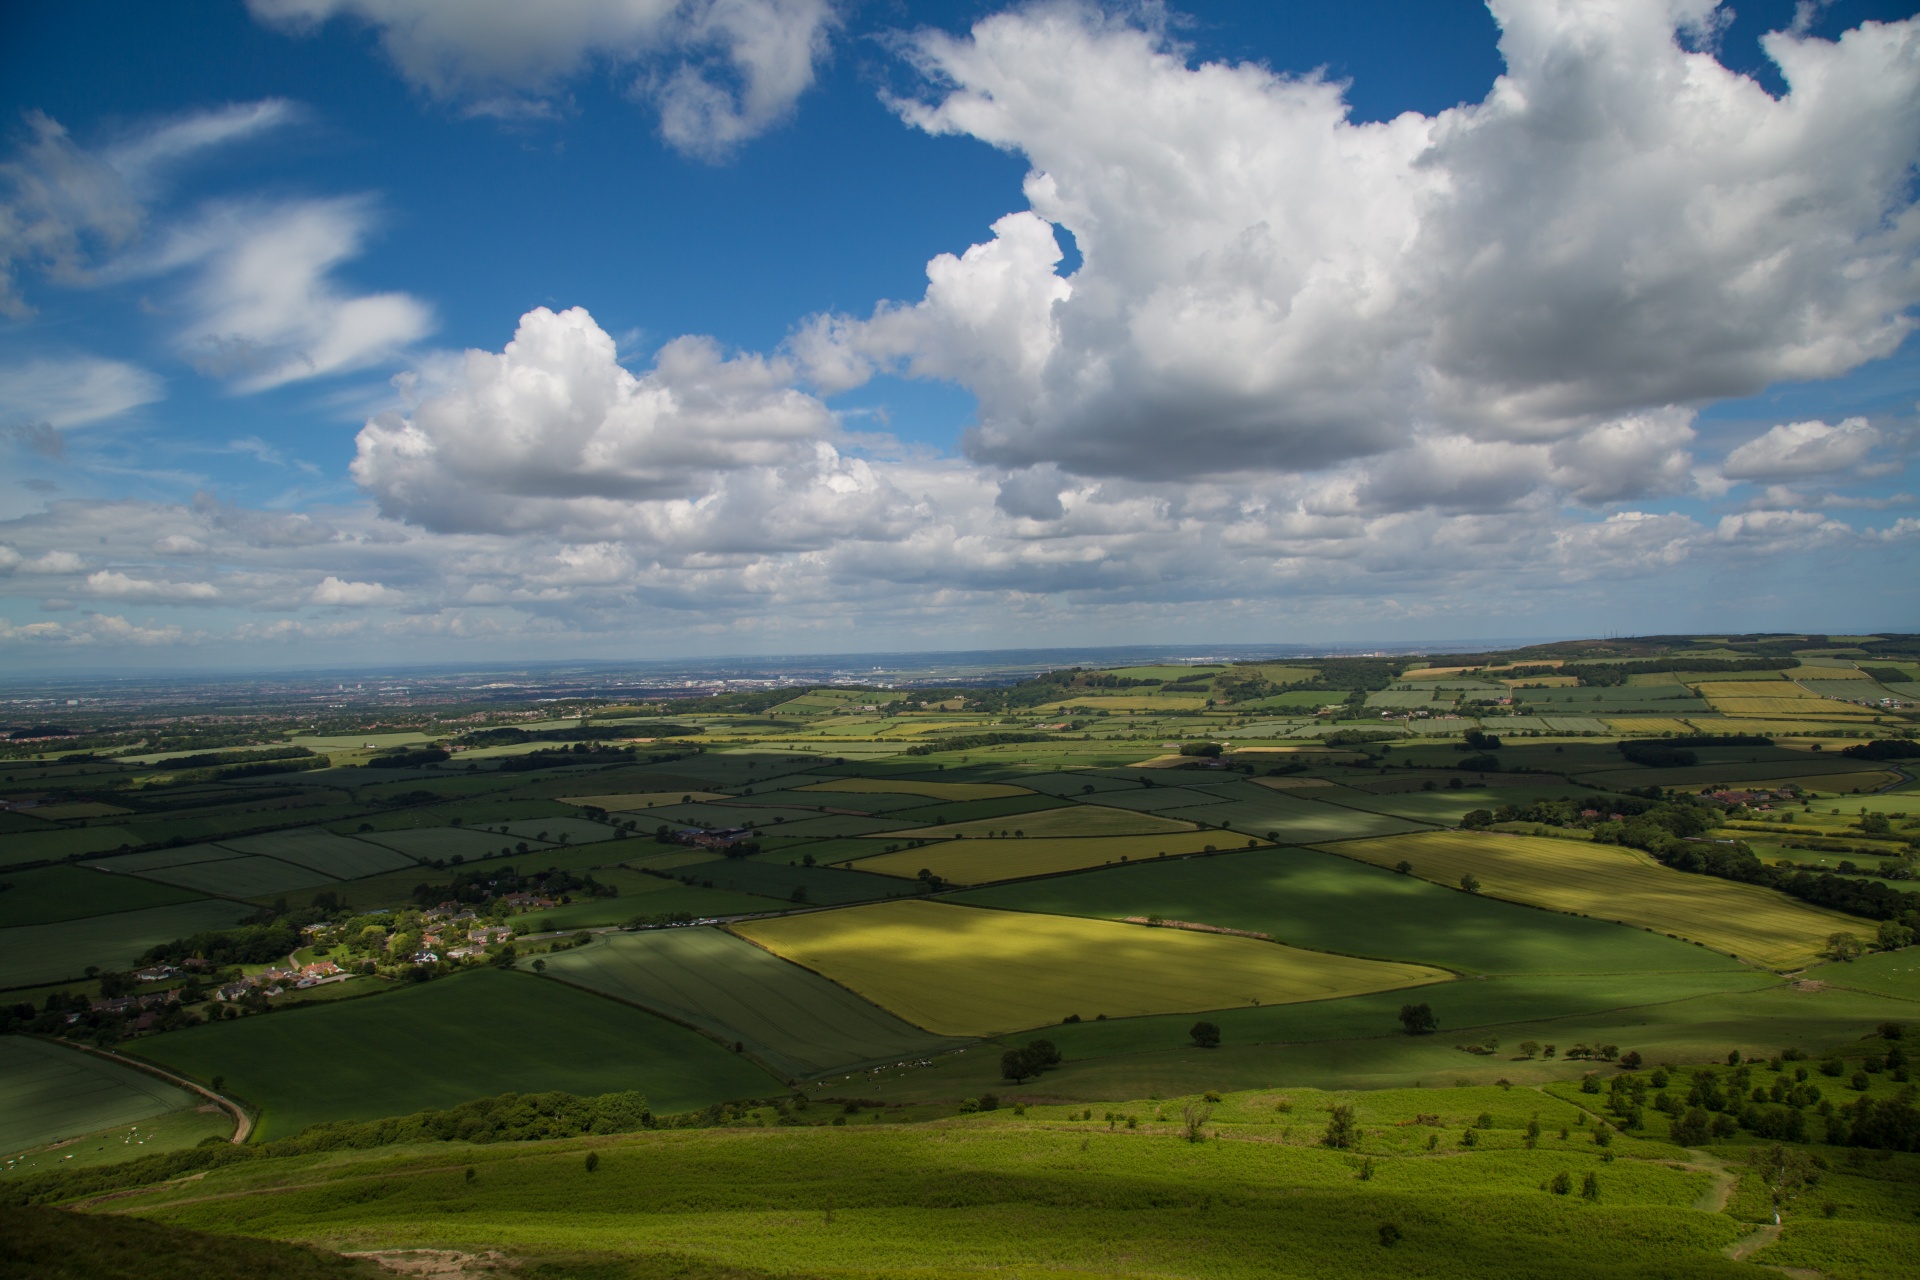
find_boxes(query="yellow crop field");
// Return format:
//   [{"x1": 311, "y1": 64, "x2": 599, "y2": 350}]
[
  {"x1": 561, "y1": 791, "x2": 728, "y2": 810},
  {"x1": 1317, "y1": 831, "x2": 1856, "y2": 969},
  {"x1": 733, "y1": 899, "x2": 1449, "y2": 1036},
  {"x1": 798, "y1": 778, "x2": 1033, "y2": 802},
  {"x1": 888, "y1": 804, "x2": 1198, "y2": 839},
  {"x1": 848, "y1": 831, "x2": 1257, "y2": 884},
  {"x1": 1694, "y1": 681, "x2": 1815, "y2": 699}
]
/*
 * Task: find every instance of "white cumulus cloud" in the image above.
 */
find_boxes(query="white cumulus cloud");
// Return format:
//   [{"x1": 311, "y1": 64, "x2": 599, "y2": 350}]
[
  {"x1": 796, "y1": 0, "x2": 1920, "y2": 486},
  {"x1": 1721, "y1": 416, "x2": 1883, "y2": 480},
  {"x1": 311, "y1": 575, "x2": 397, "y2": 605}
]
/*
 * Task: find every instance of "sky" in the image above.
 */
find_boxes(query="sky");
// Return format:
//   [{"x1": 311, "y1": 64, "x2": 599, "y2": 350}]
[{"x1": 1, "y1": 0, "x2": 1917, "y2": 672}]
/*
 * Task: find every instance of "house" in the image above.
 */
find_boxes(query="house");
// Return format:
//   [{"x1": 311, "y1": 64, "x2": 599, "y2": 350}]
[
  {"x1": 214, "y1": 982, "x2": 253, "y2": 1002},
  {"x1": 133, "y1": 965, "x2": 179, "y2": 983},
  {"x1": 470, "y1": 925, "x2": 513, "y2": 945},
  {"x1": 410, "y1": 950, "x2": 439, "y2": 965},
  {"x1": 447, "y1": 945, "x2": 483, "y2": 960},
  {"x1": 90, "y1": 996, "x2": 138, "y2": 1016}
]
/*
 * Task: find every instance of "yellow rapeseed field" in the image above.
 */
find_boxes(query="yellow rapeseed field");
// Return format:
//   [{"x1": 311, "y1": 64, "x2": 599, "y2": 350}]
[
  {"x1": 848, "y1": 831, "x2": 1255, "y2": 883},
  {"x1": 733, "y1": 899, "x2": 1449, "y2": 1036},
  {"x1": 1316, "y1": 831, "x2": 1856, "y2": 969},
  {"x1": 797, "y1": 778, "x2": 1034, "y2": 802}
]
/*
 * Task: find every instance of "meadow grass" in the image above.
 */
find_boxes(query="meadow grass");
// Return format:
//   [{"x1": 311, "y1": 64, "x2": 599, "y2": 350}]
[
  {"x1": 1317, "y1": 831, "x2": 1855, "y2": 969},
  {"x1": 0, "y1": 899, "x2": 253, "y2": 989},
  {"x1": 678, "y1": 857, "x2": 909, "y2": 905},
  {"x1": 135, "y1": 969, "x2": 778, "y2": 1140},
  {"x1": 1155, "y1": 786, "x2": 1429, "y2": 843},
  {"x1": 355, "y1": 826, "x2": 550, "y2": 861},
  {"x1": 848, "y1": 830, "x2": 1258, "y2": 884},
  {"x1": 1, "y1": 826, "x2": 145, "y2": 862},
  {"x1": 733, "y1": 899, "x2": 1449, "y2": 1037},
  {"x1": 950, "y1": 848, "x2": 1746, "y2": 976},
  {"x1": 3, "y1": 1104, "x2": 233, "y2": 1179},
  {"x1": 1800, "y1": 948, "x2": 1920, "y2": 1002},
  {"x1": 886, "y1": 803, "x2": 1200, "y2": 839},
  {"x1": 797, "y1": 778, "x2": 1034, "y2": 802},
  {"x1": 533, "y1": 929, "x2": 968, "y2": 1077},
  {"x1": 521, "y1": 884, "x2": 783, "y2": 931},
  {"x1": 0, "y1": 1036, "x2": 199, "y2": 1155},
  {"x1": 0, "y1": 865, "x2": 202, "y2": 928},
  {"x1": 495, "y1": 817, "x2": 625, "y2": 844},
  {"x1": 92, "y1": 1098, "x2": 1774, "y2": 1280}
]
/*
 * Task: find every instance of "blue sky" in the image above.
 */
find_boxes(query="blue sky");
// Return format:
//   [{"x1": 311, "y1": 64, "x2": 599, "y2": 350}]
[{"x1": 1, "y1": 0, "x2": 1917, "y2": 670}]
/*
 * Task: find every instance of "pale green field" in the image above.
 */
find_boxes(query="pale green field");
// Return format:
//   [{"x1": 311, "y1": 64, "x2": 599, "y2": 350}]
[{"x1": 0, "y1": 1037, "x2": 199, "y2": 1155}]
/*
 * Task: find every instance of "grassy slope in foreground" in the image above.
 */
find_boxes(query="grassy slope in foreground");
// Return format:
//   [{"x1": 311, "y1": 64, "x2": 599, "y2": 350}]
[
  {"x1": 0, "y1": 1204, "x2": 389, "y2": 1280},
  {"x1": 732, "y1": 898, "x2": 1449, "y2": 1037},
  {"x1": 134, "y1": 968, "x2": 777, "y2": 1140},
  {"x1": 0, "y1": 1037, "x2": 199, "y2": 1155},
  {"x1": 951, "y1": 848, "x2": 1747, "y2": 977},
  {"x1": 849, "y1": 830, "x2": 1260, "y2": 884},
  {"x1": 87, "y1": 1089, "x2": 1807, "y2": 1280},
  {"x1": 532, "y1": 929, "x2": 968, "y2": 1077},
  {"x1": 1317, "y1": 830, "x2": 1855, "y2": 969}
]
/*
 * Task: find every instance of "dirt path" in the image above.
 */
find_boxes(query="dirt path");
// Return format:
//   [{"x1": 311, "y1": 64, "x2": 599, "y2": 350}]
[
  {"x1": 1724, "y1": 1222, "x2": 1779, "y2": 1260},
  {"x1": 345, "y1": 1250, "x2": 512, "y2": 1278},
  {"x1": 55, "y1": 1038, "x2": 252, "y2": 1143}
]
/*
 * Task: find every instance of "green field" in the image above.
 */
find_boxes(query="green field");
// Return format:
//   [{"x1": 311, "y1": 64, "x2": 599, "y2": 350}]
[
  {"x1": 216, "y1": 828, "x2": 414, "y2": 878},
  {"x1": 134, "y1": 854, "x2": 339, "y2": 899},
  {"x1": 736, "y1": 899, "x2": 1449, "y2": 1036},
  {"x1": 355, "y1": 827, "x2": 541, "y2": 861},
  {"x1": 850, "y1": 830, "x2": 1263, "y2": 884},
  {"x1": 1321, "y1": 831, "x2": 1859, "y2": 969},
  {"x1": 135, "y1": 968, "x2": 779, "y2": 1139},
  {"x1": 520, "y1": 883, "x2": 783, "y2": 930},
  {"x1": 0, "y1": 900, "x2": 254, "y2": 989},
  {"x1": 677, "y1": 857, "x2": 911, "y2": 905},
  {"x1": 80, "y1": 843, "x2": 240, "y2": 873},
  {"x1": 63, "y1": 1089, "x2": 1876, "y2": 1280},
  {"x1": 534, "y1": 929, "x2": 968, "y2": 1077},
  {"x1": 1802, "y1": 947, "x2": 1920, "y2": 1001},
  {"x1": 0, "y1": 1036, "x2": 201, "y2": 1155},
  {"x1": 951, "y1": 849, "x2": 1747, "y2": 977},
  {"x1": 888, "y1": 803, "x2": 1200, "y2": 839},
  {"x1": 1, "y1": 825, "x2": 144, "y2": 862},
  {"x1": 0, "y1": 865, "x2": 203, "y2": 928},
  {"x1": 494, "y1": 816, "x2": 623, "y2": 844},
  {"x1": 1159, "y1": 784, "x2": 1431, "y2": 842}
]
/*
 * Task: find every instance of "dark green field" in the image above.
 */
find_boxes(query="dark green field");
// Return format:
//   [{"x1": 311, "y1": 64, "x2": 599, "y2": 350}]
[
  {"x1": 136, "y1": 969, "x2": 778, "y2": 1139},
  {"x1": 950, "y1": 848, "x2": 1745, "y2": 976},
  {"x1": 0, "y1": 865, "x2": 203, "y2": 928},
  {"x1": 0, "y1": 900, "x2": 254, "y2": 989},
  {"x1": 534, "y1": 929, "x2": 969, "y2": 1077}
]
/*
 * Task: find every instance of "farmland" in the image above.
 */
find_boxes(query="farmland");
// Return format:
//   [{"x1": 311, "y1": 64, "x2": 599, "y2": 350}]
[
  {"x1": 0, "y1": 1036, "x2": 200, "y2": 1155},
  {"x1": 3, "y1": 630, "x2": 1917, "y2": 1280},
  {"x1": 136, "y1": 969, "x2": 778, "y2": 1139},
  {"x1": 734, "y1": 898, "x2": 1449, "y2": 1036},
  {"x1": 849, "y1": 829, "x2": 1265, "y2": 884},
  {"x1": 1319, "y1": 831, "x2": 1858, "y2": 969},
  {"x1": 533, "y1": 930, "x2": 966, "y2": 1076}
]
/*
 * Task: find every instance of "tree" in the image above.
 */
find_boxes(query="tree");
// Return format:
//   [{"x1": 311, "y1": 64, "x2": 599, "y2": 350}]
[
  {"x1": 1323, "y1": 1104, "x2": 1357, "y2": 1149},
  {"x1": 1394, "y1": 860, "x2": 1413, "y2": 874},
  {"x1": 1753, "y1": 1144, "x2": 1818, "y2": 1224},
  {"x1": 584, "y1": 1151, "x2": 600, "y2": 1173},
  {"x1": 1518, "y1": 1040, "x2": 1540, "y2": 1059},
  {"x1": 1460, "y1": 809, "x2": 1494, "y2": 831},
  {"x1": 1877, "y1": 920, "x2": 1914, "y2": 951},
  {"x1": 1825, "y1": 932, "x2": 1866, "y2": 962},
  {"x1": 1581, "y1": 1172, "x2": 1599, "y2": 1201},
  {"x1": 1377, "y1": 1222, "x2": 1402, "y2": 1248},
  {"x1": 1399, "y1": 1003, "x2": 1438, "y2": 1036},
  {"x1": 1000, "y1": 1048, "x2": 1034, "y2": 1082},
  {"x1": 1671, "y1": 1107, "x2": 1712, "y2": 1146},
  {"x1": 1002, "y1": 1038, "x2": 1062, "y2": 1081},
  {"x1": 1190, "y1": 1021, "x2": 1222, "y2": 1048},
  {"x1": 1459, "y1": 872, "x2": 1482, "y2": 894},
  {"x1": 1182, "y1": 1102, "x2": 1213, "y2": 1143}
]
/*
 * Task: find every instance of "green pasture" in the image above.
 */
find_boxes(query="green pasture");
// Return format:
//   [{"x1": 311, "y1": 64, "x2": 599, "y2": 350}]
[
  {"x1": 3, "y1": 1102, "x2": 232, "y2": 1180},
  {"x1": 533, "y1": 928, "x2": 967, "y2": 1077},
  {"x1": 1322, "y1": 783, "x2": 1585, "y2": 824},
  {"x1": 136, "y1": 968, "x2": 778, "y2": 1140},
  {"x1": 677, "y1": 857, "x2": 909, "y2": 905},
  {"x1": 0, "y1": 865, "x2": 202, "y2": 928},
  {"x1": 638, "y1": 800, "x2": 849, "y2": 828},
  {"x1": 891, "y1": 803, "x2": 1199, "y2": 839},
  {"x1": 0, "y1": 1036, "x2": 200, "y2": 1155},
  {"x1": 952, "y1": 848, "x2": 1747, "y2": 977},
  {"x1": 758, "y1": 811, "x2": 920, "y2": 838},
  {"x1": 0, "y1": 899, "x2": 253, "y2": 989},
  {"x1": 491, "y1": 816, "x2": 623, "y2": 844},
  {"x1": 98, "y1": 1101, "x2": 1794, "y2": 1280},
  {"x1": 1802, "y1": 948, "x2": 1920, "y2": 1002},
  {"x1": 521, "y1": 883, "x2": 782, "y2": 930},
  {"x1": 81, "y1": 843, "x2": 244, "y2": 874},
  {"x1": 1063, "y1": 781, "x2": 1230, "y2": 811},
  {"x1": 136, "y1": 854, "x2": 338, "y2": 899},
  {"x1": 3, "y1": 825, "x2": 142, "y2": 863},
  {"x1": 216, "y1": 828, "x2": 414, "y2": 879},
  {"x1": 1158, "y1": 786, "x2": 1428, "y2": 843},
  {"x1": 736, "y1": 787, "x2": 927, "y2": 813},
  {"x1": 878, "y1": 793, "x2": 1069, "y2": 825},
  {"x1": 356, "y1": 825, "x2": 547, "y2": 861}
]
